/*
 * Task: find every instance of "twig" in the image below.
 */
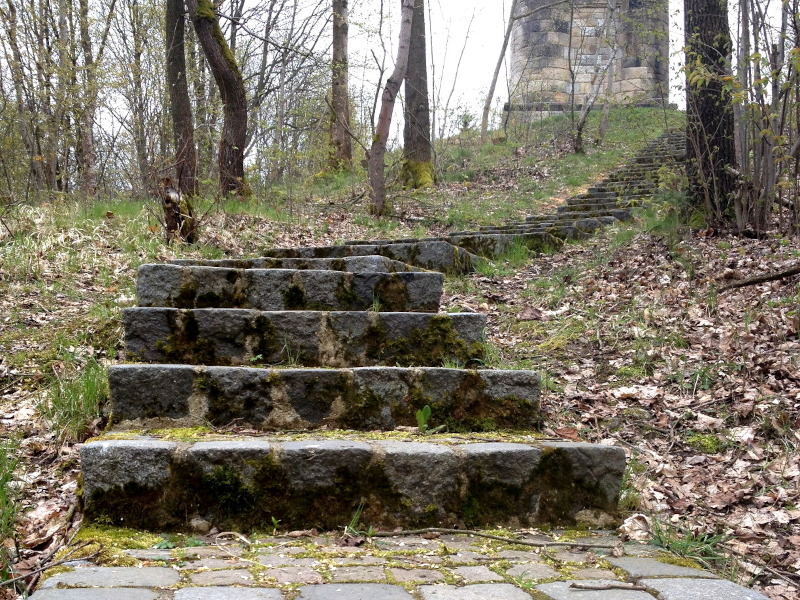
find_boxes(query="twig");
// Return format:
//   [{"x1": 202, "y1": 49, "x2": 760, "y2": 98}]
[
  {"x1": 719, "y1": 263, "x2": 800, "y2": 292},
  {"x1": 570, "y1": 582, "x2": 648, "y2": 591},
  {"x1": 369, "y1": 528, "x2": 618, "y2": 550},
  {"x1": 1, "y1": 543, "x2": 100, "y2": 587}
]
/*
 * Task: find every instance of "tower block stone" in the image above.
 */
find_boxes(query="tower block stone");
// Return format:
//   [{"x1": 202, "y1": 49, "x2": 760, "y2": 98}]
[{"x1": 509, "y1": 0, "x2": 668, "y2": 111}]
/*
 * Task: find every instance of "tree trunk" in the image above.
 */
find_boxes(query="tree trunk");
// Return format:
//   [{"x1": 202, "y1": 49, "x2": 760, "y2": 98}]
[
  {"x1": 129, "y1": 0, "x2": 151, "y2": 190},
  {"x1": 368, "y1": 0, "x2": 415, "y2": 215},
  {"x1": 166, "y1": 0, "x2": 198, "y2": 196},
  {"x1": 2, "y1": 0, "x2": 47, "y2": 190},
  {"x1": 77, "y1": 0, "x2": 98, "y2": 196},
  {"x1": 186, "y1": 0, "x2": 248, "y2": 197},
  {"x1": 330, "y1": 0, "x2": 352, "y2": 169},
  {"x1": 480, "y1": 0, "x2": 518, "y2": 142},
  {"x1": 684, "y1": 0, "x2": 737, "y2": 224},
  {"x1": 402, "y1": 0, "x2": 433, "y2": 188}
]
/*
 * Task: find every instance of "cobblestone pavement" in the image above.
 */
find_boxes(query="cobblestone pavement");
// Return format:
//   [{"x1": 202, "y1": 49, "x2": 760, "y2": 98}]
[{"x1": 31, "y1": 530, "x2": 770, "y2": 599}]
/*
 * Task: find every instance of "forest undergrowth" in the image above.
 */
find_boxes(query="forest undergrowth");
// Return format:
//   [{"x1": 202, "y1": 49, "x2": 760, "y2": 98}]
[{"x1": 0, "y1": 109, "x2": 797, "y2": 599}]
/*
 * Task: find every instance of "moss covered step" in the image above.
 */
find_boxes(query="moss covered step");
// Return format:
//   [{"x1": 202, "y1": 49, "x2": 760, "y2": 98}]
[
  {"x1": 525, "y1": 209, "x2": 633, "y2": 223},
  {"x1": 80, "y1": 436, "x2": 626, "y2": 531},
  {"x1": 169, "y1": 255, "x2": 424, "y2": 273},
  {"x1": 107, "y1": 364, "x2": 542, "y2": 431},
  {"x1": 260, "y1": 241, "x2": 477, "y2": 274},
  {"x1": 136, "y1": 264, "x2": 444, "y2": 313},
  {"x1": 479, "y1": 218, "x2": 615, "y2": 235},
  {"x1": 446, "y1": 232, "x2": 562, "y2": 257},
  {"x1": 123, "y1": 308, "x2": 486, "y2": 368}
]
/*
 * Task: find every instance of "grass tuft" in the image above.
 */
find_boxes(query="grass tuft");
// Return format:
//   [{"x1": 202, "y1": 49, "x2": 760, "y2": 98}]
[{"x1": 37, "y1": 359, "x2": 108, "y2": 444}]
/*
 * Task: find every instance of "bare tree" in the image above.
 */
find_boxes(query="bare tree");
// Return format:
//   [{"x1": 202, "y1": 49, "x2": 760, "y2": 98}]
[
  {"x1": 330, "y1": 0, "x2": 352, "y2": 169},
  {"x1": 368, "y1": 0, "x2": 415, "y2": 215},
  {"x1": 166, "y1": 0, "x2": 198, "y2": 196},
  {"x1": 186, "y1": 0, "x2": 248, "y2": 197},
  {"x1": 402, "y1": 0, "x2": 433, "y2": 188}
]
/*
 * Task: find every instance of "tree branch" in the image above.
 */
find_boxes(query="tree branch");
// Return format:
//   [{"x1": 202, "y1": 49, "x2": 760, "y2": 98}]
[{"x1": 719, "y1": 263, "x2": 800, "y2": 291}]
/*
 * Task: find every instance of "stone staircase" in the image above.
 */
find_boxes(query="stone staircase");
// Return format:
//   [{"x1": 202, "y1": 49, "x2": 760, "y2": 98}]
[
  {"x1": 341, "y1": 130, "x2": 686, "y2": 260},
  {"x1": 82, "y1": 257, "x2": 624, "y2": 532},
  {"x1": 80, "y1": 132, "x2": 685, "y2": 533}
]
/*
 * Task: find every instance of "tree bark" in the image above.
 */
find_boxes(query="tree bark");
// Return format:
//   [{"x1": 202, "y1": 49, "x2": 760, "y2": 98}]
[
  {"x1": 330, "y1": 0, "x2": 352, "y2": 169},
  {"x1": 186, "y1": 0, "x2": 248, "y2": 197},
  {"x1": 166, "y1": 0, "x2": 198, "y2": 196},
  {"x1": 402, "y1": 0, "x2": 433, "y2": 188},
  {"x1": 368, "y1": 0, "x2": 415, "y2": 215},
  {"x1": 684, "y1": 0, "x2": 737, "y2": 223}
]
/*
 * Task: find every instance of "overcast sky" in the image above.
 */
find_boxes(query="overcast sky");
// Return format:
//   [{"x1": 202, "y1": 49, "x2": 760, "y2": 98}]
[{"x1": 347, "y1": 0, "x2": 684, "y2": 138}]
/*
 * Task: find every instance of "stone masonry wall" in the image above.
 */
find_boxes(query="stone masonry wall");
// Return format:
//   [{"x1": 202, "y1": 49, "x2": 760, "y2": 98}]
[{"x1": 509, "y1": 0, "x2": 668, "y2": 110}]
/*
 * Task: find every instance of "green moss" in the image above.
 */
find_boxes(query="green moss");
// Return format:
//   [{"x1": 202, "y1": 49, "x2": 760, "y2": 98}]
[
  {"x1": 150, "y1": 426, "x2": 212, "y2": 441},
  {"x1": 401, "y1": 160, "x2": 435, "y2": 189},
  {"x1": 155, "y1": 310, "x2": 217, "y2": 364},
  {"x1": 244, "y1": 315, "x2": 281, "y2": 364},
  {"x1": 351, "y1": 315, "x2": 482, "y2": 367},
  {"x1": 334, "y1": 277, "x2": 360, "y2": 308},
  {"x1": 373, "y1": 275, "x2": 410, "y2": 311},
  {"x1": 283, "y1": 283, "x2": 307, "y2": 309},
  {"x1": 685, "y1": 432, "x2": 727, "y2": 454},
  {"x1": 655, "y1": 552, "x2": 704, "y2": 569},
  {"x1": 175, "y1": 280, "x2": 199, "y2": 308},
  {"x1": 194, "y1": 0, "x2": 243, "y2": 79}
]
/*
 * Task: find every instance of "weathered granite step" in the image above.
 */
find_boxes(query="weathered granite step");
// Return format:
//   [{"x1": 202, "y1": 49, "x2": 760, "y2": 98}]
[
  {"x1": 123, "y1": 308, "x2": 486, "y2": 368},
  {"x1": 260, "y1": 241, "x2": 477, "y2": 274},
  {"x1": 480, "y1": 217, "x2": 616, "y2": 234},
  {"x1": 447, "y1": 232, "x2": 565, "y2": 256},
  {"x1": 136, "y1": 264, "x2": 443, "y2": 313},
  {"x1": 569, "y1": 191, "x2": 655, "y2": 203},
  {"x1": 557, "y1": 202, "x2": 642, "y2": 214},
  {"x1": 526, "y1": 208, "x2": 633, "y2": 222},
  {"x1": 80, "y1": 436, "x2": 626, "y2": 530},
  {"x1": 588, "y1": 183, "x2": 657, "y2": 194},
  {"x1": 108, "y1": 364, "x2": 542, "y2": 431},
  {"x1": 170, "y1": 255, "x2": 424, "y2": 273}
]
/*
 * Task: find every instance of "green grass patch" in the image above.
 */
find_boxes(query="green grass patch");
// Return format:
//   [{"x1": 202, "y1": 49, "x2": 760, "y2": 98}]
[
  {"x1": 0, "y1": 439, "x2": 20, "y2": 583},
  {"x1": 37, "y1": 359, "x2": 108, "y2": 444}
]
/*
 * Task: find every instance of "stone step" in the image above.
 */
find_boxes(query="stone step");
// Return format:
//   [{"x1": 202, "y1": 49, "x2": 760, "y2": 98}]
[
  {"x1": 123, "y1": 308, "x2": 486, "y2": 368},
  {"x1": 556, "y1": 201, "x2": 641, "y2": 213},
  {"x1": 526, "y1": 208, "x2": 633, "y2": 222},
  {"x1": 80, "y1": 435, "x2": 626, "y2": 531},
  {"x1": 169, "y1": 255, "x2": 424, "y2": 273},
  {"x1": 588, "y1": 183, "x2": 657, "y2": 194},
  {"x1": 136, "y1": 264, "x2": 444, "y2": 313},
  {"x1": 447, "y1": 232, "x2": 561, "y2": 257},
  {"x1": 260, "y1": 241, "x2": 477, "y2": 274},
  {"x1": 566, "y1": 192, "x2": 653, "y2": 203},
  {"x1": 480, "y1": 217, "x2": 616, "y2": 234},
  {"x1": 108, "y1": 364, "x2": 542, "y2": 432}
]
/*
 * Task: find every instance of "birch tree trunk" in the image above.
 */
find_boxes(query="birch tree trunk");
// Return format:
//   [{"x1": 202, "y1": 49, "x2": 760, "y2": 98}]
[{"x1": 368, "y1": 0, "x2": 415, "y2": 215}]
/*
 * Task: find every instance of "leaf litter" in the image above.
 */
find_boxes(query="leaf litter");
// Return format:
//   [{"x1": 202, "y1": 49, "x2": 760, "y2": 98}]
[{"x1": 0, "y1": 199, "x2": 799, "y2": 599}]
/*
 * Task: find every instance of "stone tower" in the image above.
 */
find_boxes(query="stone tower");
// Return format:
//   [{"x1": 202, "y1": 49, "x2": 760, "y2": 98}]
[{"x1": 509, "y1": 0, "x2": 669, "y2": 110}]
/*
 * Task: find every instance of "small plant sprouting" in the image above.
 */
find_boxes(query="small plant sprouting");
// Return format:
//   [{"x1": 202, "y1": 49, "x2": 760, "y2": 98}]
[
  {"x1": 271, "y1": 516, "x2": 281, "y2": 535},
  {"x1": 415, "y1": 404, "x2": 445, "y2": 434},
  {"x1": 344, "y1": 498, "x2": 375, "y2": 537},
  {"x1": 416, "y1": 405, "x2": 432, "y2": 432},
  {"x1": 369, "y1": 297, "x2": 383, "y2": 313}
]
